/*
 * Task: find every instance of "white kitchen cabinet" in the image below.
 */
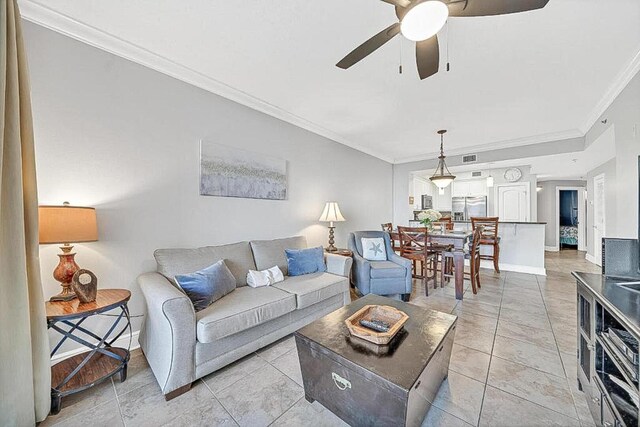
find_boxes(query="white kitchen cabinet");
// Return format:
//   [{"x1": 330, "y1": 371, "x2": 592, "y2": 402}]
[
  {"x1": 433, "y1": 185, "x2": 452, "y2": 211},
  {"x1": 468, "y1": 180, "x2": 487, "y2": 196},
  {"x1": 452, "y1": 180, "x2": 487, "y2": 197}
]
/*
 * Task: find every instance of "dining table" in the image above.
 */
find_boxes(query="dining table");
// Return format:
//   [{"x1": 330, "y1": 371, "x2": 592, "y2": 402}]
[{"x1": 390, "y1": 229, "x2": 472, "y2": 300}]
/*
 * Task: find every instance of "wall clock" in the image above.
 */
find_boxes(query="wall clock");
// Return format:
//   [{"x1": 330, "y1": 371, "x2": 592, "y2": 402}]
[{"x1": 504, "y1": 168, "x2": 522, "y2": 182}]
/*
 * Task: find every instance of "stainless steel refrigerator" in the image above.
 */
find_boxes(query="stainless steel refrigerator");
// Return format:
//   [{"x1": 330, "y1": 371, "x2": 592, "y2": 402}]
[{"x1": 452, "y1": 196, "x2": 487, "y2": 221}]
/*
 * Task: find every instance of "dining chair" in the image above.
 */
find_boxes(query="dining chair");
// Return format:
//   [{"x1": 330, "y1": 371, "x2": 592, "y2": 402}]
[
  {"x1": 433, "y1": 216, "x2": 454, "y2": 231},
  {"x1": 471, "y1": 217, "x2": 500, "y2": 273},
  {"x1": 441, "y1": 226, "x2": 484, "y2": 294},
  {"x1": 397, "y1": 226, "x2": 437, "y2": 295},
  {"x1": 381, "y1": 223, "x2": 400, "y2": 253}
]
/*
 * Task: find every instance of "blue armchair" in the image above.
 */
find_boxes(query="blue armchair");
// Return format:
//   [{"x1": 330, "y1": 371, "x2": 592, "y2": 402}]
[{"x1": 348, "y1": 231, "x2": 412, "y2": 301}]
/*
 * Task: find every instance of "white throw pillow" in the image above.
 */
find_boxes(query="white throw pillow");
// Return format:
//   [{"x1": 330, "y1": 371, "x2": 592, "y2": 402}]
[
  {"x1": 267, "y1": 265, "x2": 284, "y2": 284},
  {"x1": 361, "y1": 237, "x2": 387, "y2": 261},
  {"x1": 246, "y1": 265, "x2": 285, "y2": 288},
  {"x1": 247, "y1": 270, "x2": 271, "y2": 288}
]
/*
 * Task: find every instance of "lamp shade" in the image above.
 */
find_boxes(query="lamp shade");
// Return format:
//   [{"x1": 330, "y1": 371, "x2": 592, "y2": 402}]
[
  {"x1": 318, "y1": 202, "x2": 345, "y2": 222},
  {"x1": 39, "y1": 205, "x2": 98, "y2": 244}
]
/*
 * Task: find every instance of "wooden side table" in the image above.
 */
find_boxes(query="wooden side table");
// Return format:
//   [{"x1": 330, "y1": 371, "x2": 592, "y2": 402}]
[
  {"x1": 325, "y1": 248, "x2": 353, "y2": 257},
  {"x1": 46, "y1": 289, "x2": 132, "y2": 415}
]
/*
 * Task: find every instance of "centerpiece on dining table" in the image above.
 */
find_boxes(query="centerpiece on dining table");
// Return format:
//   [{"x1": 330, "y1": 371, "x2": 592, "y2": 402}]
[{"x1": 417, "y1": 209, "x2": 442, "y2": 231}]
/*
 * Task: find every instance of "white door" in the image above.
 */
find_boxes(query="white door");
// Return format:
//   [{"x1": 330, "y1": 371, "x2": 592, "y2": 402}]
[
  {"x1": 497, "y1": 184, "x2": 529, "y2": 222},
  {"x1": 577, "y1": 189, "x2": 586, "y2": 251},
  {"x1": 593, "y1": 174, "x2": 606, "y2": 266}
]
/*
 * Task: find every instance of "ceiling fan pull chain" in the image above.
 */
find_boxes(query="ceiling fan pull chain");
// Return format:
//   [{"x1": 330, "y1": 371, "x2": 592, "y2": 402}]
[
  {"x1": 399, "y1": 36, "x2": 403, "y2": 74},
  {"x1": 446, "y1": 20, "x2": 451, "y2": 72}
]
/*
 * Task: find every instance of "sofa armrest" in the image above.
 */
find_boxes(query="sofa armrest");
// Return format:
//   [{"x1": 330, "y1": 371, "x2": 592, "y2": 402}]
[
  {"x1": 138, "y1": 272, "x2": 196, "y2": 396},
  {"x1": 325, "y1": 253, "x2": 353, "y2": 277},
  {"x1": 351, "y1": 252, "x2": 372, "y2": 295}
]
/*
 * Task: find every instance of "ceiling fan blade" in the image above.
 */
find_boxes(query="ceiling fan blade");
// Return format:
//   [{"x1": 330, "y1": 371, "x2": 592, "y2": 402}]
[
  {"x1": 448, "y1": 0, "x2": 549, "y2": 17},
  {"x1": 381, "y1": 0, "x2": 411, "y2": 8},
  {"x1": 416, "y1": 35, "x2": 439, "y2": 80},
  {"x1": 336, "y1": 23, "x2": 401, "y2": 69}
]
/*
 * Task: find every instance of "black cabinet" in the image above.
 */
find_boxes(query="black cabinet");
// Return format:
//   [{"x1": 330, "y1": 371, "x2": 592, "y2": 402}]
[{"x1": 576, "y1": 278, "x2": 640, "y2": 427}]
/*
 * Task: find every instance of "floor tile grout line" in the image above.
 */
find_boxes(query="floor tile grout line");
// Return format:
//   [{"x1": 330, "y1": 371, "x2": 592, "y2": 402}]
[
  {"x1": 473, "y1": 269, "x2": 506, "y2": 426},
  {"x1": 536, "y1": 272, "x2": 583, "y2": 420},
  {"x1": 266, "y1": 396, "x2": 304, "y2": 427},
  {"x1": 201, "y1": 378, "x2": 243, "y2": 426},
  {"x1": 111, "y1": 377, "x2": 127, "y2": 427}
]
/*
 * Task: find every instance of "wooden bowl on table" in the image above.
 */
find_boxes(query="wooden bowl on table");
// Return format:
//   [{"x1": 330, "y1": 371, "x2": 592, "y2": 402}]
[{"x1": 345, "y1": 305, "x2": 409, "y2": 345}]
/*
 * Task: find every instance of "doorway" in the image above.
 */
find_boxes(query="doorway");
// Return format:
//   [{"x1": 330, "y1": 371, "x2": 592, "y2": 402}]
[{"x1": 556, "y1": 186, "x2": 586, "y2": 251}]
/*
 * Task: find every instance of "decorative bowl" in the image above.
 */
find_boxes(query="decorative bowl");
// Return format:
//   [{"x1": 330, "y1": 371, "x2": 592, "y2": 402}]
[{"x1": 344, "y1": 305, "x2": 409, "y2": 345}]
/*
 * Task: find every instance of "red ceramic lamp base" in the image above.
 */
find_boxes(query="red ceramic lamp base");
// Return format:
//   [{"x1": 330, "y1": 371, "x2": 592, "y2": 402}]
[{"x1": 50, "y1": 245, "x2": 78, "y2": 302}]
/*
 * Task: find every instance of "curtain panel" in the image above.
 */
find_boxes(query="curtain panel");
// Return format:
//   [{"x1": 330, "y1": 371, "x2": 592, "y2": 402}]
[{"x1": 0, "y1": 0, "x2": 51, "y2": 425}]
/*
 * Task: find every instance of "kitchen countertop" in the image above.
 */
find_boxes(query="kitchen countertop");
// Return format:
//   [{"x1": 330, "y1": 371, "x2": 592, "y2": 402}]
[
  {"x1": 408, "y1": 220, "x2": 546, "y2": 225},
  {"x1": 572, "y1": 271, "x2": 640, "y2": 337}
]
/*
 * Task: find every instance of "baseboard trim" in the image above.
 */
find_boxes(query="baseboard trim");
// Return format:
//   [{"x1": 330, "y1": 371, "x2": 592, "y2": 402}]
[
  {"x1": 585, "y1": 253, "x2": 599, "y2": 265},
  {"x1": 478, "y1": 260, "x2": 546, "y2": 276},
  {"x1": 51, "y1": 330, "x2": 140, "y2": 364},
  {"x1": 545, "y1": 246, "x2": 560, "y2": 252}
]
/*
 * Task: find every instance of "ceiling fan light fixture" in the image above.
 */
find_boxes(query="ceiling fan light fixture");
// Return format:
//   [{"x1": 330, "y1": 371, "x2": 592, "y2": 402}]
[{"x1": 400, "y1": 1, "x2": 449, "y2": 42}]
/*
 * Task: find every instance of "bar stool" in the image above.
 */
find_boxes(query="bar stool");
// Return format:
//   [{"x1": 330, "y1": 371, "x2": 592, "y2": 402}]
[
  {"x1": 471, "y1": 217, "x2": 501, "y2": 273},
  {"x1": 397, "y1": 226, "x2": 437, "y2": 296},
  {"x1": 441, "y1": 226, "x2": 483, "y2": 294}
]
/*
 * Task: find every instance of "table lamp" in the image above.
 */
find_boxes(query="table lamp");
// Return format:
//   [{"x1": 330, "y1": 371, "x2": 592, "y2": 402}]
[
  {"x1": 319, "y1": 202, "x2": 345, "y2": 252},
  {"x1": 39, "y1": 202, "x2": 98, "y2": 301}
]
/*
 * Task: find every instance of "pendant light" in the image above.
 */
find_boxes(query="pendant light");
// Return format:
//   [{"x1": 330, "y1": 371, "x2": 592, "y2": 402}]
[{"x1": 430, "y1": 129, "x2": 456, "y2": 188}]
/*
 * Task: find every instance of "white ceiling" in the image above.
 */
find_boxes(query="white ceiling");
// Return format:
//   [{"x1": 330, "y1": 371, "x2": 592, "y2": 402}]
[{"x1": 21, "y1": 0, "x2": 640, "y2": 163}]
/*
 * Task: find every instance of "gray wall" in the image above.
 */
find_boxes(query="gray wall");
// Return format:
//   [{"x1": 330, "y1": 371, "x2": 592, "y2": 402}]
[
  {"x1": 24, "y1": 22, "x2": 393, "y2": 352},
  {"x1": 583, "y1": 69, "x2": 640, "y2": 260},
  {"x1": 537, "y1": 180, "x2": 586, "y2": 248}
]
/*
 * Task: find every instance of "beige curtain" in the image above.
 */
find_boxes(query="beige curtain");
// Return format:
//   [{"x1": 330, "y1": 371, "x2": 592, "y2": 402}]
[{"x1": 0, "y1": 0, "x2": 51, "y2": 425}]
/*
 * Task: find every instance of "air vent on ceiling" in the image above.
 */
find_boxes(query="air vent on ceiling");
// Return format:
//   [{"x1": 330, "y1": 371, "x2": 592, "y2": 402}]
[
  {"x1": 462, "y1": 154, "x2": 477, "y2": 163},
  {"x1": 471, "y1": 171, "x2": 482, "y2": 177}
]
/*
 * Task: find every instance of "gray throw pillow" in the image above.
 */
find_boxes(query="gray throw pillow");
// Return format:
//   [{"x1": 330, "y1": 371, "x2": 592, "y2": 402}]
[{"x1": 174, "y1": 260, "x2": 235, "y2": 311}]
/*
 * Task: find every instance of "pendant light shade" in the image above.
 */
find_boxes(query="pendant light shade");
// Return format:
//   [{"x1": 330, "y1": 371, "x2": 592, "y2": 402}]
[{"x1": 429, "y1": 130, "x2": 456, "y2": 188}]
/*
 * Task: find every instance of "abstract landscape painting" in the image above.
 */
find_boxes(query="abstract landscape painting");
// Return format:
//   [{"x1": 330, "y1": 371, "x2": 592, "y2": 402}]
[{"x1": 200, "y1": 141, "x2": 287, "y2": 200}]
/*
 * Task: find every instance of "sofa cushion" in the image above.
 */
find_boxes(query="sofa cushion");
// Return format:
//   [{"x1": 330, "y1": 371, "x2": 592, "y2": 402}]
[
  {"x1": 155, "y1": 241, "x2": 256, "y2": 287},
  {"x1": 272, "y1": 272, "x2": 348, "y2": 309},
  {"x1": 196, "y1": 286, "x2": 296, "y2": 343},
  {"x1": 369, "y1": 261, "x2": 406, "y2": 279},
  {"x1": 250, "y1": 236, "x2": 307, "y2": 275}
]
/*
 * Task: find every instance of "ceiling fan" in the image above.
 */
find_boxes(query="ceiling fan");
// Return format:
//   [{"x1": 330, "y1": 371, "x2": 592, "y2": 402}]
[{"x1": 336, "y1": 0, "x2": 550, "y2": 80}]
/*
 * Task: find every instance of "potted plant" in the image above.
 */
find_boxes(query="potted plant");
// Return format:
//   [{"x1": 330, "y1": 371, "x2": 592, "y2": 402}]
[{"x1": 417, "y1": 209, "x2": 442, "y2": 231}]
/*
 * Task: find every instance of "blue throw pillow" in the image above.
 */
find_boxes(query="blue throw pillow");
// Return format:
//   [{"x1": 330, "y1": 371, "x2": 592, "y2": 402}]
[
  {"x1": 285, "y1": 246, "x2": 326, "y2": 276},
  {"x1": 174, "y1": 260, "x2": 236, "y2": 312}
]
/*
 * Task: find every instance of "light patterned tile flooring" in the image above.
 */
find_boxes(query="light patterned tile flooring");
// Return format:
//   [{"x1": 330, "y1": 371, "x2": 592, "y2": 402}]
[{"x1": 40, "y1": 250, "x2": 602, "y2": 427}]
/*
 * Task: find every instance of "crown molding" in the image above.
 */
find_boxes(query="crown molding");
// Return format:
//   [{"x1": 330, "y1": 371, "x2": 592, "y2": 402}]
[
  {"x1": 579, "y1": 46, "x2": 640, "y2": 135},
  {"x1": 19, "y1": 0, "x2": 395, "y2": 164},
  {"x1": 392, "y1": 128, "x2": 584, "y2": 164}
]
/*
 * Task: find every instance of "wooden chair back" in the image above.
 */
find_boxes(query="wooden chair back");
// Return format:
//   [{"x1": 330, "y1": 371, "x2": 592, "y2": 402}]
[
  {"x1": 381, "y1": 223, "x2": 393, "y2": 232},
  {"x1": 397, "y1": 226, "x2": 429, "y2": 260},
  {"x1": 471, "y1": 217, "x2": 499, "y2": 242},
  {"x1": 433, "y1": 216, "x2": 454, "y2": 231},
  {"x1": 470, "y1": 225, "x2": 484, "y2": 262}
]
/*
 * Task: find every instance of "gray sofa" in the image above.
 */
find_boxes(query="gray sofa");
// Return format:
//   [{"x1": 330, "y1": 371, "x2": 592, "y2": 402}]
[{"x1": 137, "y1": 236, "x2": 352, "y2": 399}]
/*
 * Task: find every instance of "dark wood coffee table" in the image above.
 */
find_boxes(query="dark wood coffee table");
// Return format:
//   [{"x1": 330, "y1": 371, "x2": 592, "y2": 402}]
[{"x1": 295, "y1": 294, "x2": 457, "y2": 427}]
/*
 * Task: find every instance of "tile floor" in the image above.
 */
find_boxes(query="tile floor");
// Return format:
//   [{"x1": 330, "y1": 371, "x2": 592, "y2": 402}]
[{"x1": 40, "y1": 250, "x2": 602, "y2": 427}]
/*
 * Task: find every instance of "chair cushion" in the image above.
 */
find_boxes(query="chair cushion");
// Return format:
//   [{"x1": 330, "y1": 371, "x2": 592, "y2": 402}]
[
  {"x1": 369, "y1": 261, "x2": 407, "y2": 279},
  {"x1": 155, "y1": 242, "x2": 256, "y2": 287},
  {"x1": 196, "y1": 286, "x2": 296, "y2": 343},
  {"x1": 250, "y1": 236, "x2": 307, "y2": 275},
  {"x1": 272, "y1": 272, "x2": 348, "y2": 309}
]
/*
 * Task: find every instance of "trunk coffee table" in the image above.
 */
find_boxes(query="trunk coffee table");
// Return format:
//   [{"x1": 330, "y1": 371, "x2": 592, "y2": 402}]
[{"x1": 295, "y1": 294, "x2": 457, "y2": 427}]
